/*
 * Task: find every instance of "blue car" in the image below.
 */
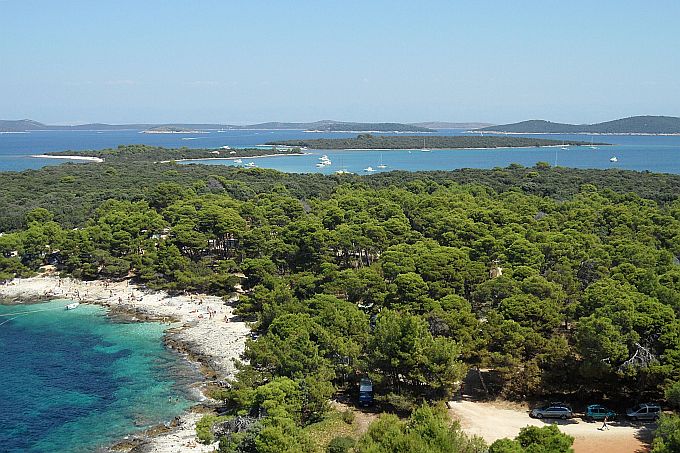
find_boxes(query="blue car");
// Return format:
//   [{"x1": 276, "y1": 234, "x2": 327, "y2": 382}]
[{"x1": 585, "y1": 404, "x2": 617, "y2": 421}]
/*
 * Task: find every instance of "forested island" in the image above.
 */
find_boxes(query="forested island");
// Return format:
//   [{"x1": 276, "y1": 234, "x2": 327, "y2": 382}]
[
  {"x1": 42, "y1": 144, "x2": 303, "y2": 163},
  {"x1": 1, "y1": 151, "x2": 680, "y2": 451},
  {"x1": 479, "y1": 115, "x2": 680, "y2": 135},
  {"x1": 267, "y1": 134, "x2": 602, "y2": 149}
]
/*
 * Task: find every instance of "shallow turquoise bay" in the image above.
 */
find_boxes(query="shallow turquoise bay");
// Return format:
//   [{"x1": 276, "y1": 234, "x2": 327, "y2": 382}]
[{"x1": 0, "y1": 300, "x2": 202, "y2": 453}]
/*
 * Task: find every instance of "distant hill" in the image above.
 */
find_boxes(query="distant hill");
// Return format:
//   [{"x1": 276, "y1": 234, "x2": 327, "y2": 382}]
[
  {"x1": 234, "y1": 120, "x2": 432, "y2": 132},
  {"x1": 0, "y1": 119, "x2": 52, "y2": 131},
  {"x1": 478, "y1": 116, "x2": 680, "y2": 134},
  {"x1": 0, "y1": 119, "x2": 432, "y2": 133},
  {"x1": 411, "y1": 122, "x2": 494, "y2": 129}
]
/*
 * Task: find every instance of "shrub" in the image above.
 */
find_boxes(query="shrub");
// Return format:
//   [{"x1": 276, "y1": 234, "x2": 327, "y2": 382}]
[
  {"x1": 664, "y1": 380, "x2": 680, "y2": 410},
  {"x1": 341, "y1": 409, "x2": 355, "y2": 425},
  {"x1": 196, "y1": 414, "x2": 230, "y2": 444},
  {"x1": 327, "y1": 436, "x2": 356, "y2": 453}
]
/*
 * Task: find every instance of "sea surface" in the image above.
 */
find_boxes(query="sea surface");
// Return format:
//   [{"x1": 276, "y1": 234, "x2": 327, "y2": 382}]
[
  {"x1": 1, "y1": 129, "x2": 680, "y2": 174},
  {"x1": 0, "y1": 300, "x2": 202, "y2": 453}
]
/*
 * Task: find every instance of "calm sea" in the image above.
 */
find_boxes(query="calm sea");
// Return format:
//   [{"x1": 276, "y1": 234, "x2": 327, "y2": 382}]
[
  {"x1": 0, "y1": 301, "x2": 202, "y2": 453},
  {"x1": 1, "y1": 129, "x2": 680, "y2": 174}
]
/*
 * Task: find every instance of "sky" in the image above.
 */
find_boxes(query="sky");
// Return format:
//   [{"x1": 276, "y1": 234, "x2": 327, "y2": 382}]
[{"x1": 1, "y1": 0, "x2": 679, "y2": 124}]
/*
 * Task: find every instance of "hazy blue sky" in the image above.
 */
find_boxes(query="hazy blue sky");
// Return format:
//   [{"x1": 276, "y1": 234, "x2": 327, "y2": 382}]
[{"x1": 1, "y1": 0, "x2": 679, "y2": 124}]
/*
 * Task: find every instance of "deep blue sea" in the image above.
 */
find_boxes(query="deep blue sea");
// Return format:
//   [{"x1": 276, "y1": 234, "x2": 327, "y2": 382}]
[
  {"x1": 1, "y1": 129, "x2": 680, "y2": 174},
  {"x1": 0, "y1": 300, "x2": 202, "y2": 453}
]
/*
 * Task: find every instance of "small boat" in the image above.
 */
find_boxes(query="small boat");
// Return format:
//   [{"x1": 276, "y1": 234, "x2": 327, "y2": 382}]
[
  {"x1": 65, "y1": 302, "x2": 80, "y2": 310},
  {"x1": 220, "y1": 146, "x2": 231, "y2": 150},
  {"x1": 335, "y1": 169, "x2": 352, "y2": 175},
  {"x1": 364, "y1": 166, "x2": 376, "y2": 172},
  {"x1": 233, "y1": 159, "x2": 243, "y2": 164},
  {"x1": 609, "y1": 156, "x2": 618, "y2": 162},
  {"x1": 421, "y1": 138, "x2": 431, "y2": 152},
  {"x1": 245, "y1": 162, "x2": 256, "y2": 167},
  {"x1": 589, "y1": 136, "x2": 598, "y2": 149},
  {"x1": 377, "y1": 153, "x2": 387, "y2": 169},
  {"x1": 316, "y1": 163, "x2": 326, "y2": 168},
  {"x1": 560, "y1": 140, "x2": 569, "y2": 150}
]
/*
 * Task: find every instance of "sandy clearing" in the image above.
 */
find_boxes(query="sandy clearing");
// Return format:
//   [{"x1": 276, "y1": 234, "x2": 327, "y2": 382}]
[{"x1": 448, "y1": 400, "x2": 653, "y2": 453}]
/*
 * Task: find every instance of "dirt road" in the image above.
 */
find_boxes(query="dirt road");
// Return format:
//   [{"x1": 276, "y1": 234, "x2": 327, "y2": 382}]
[{"x1": 448, "y1": 400, "x2": 654, "y2": 453}]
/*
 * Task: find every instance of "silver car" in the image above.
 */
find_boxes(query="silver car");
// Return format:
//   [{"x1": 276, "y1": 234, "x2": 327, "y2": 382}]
[
  {"x1": 626, "y1": 403, "x2": 661, "y2": 421},
  {"x1": 530, "y1": 405, "x2": 573, "y2": 419}
]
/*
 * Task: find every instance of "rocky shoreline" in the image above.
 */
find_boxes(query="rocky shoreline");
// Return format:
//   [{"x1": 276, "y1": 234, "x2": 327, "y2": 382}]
[{"x1": 0, "y1": 275, "x2": 250, "y2": 453}]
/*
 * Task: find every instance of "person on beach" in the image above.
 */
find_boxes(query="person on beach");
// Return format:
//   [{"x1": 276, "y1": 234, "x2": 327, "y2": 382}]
[{"x1": 600, "y1": 415, "x2": 610, "y2": 430}]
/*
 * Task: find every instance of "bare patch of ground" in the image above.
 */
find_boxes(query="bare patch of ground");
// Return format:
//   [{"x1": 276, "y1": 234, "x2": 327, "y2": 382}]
[{"x1": 448, "y1": 400, "x2": 653, "y2": 453}]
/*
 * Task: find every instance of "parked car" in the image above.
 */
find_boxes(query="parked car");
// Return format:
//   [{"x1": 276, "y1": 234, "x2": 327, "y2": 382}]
[
  {"x1": 548, "y1": 401, "x2": 573, "y2": 411},
  {"x1": 530, "y1": 405, "x2": 573, "y2": 419},
  {"x1": 585, "y1": 404, "x2": 617, "y2": 421},
  {"x1": 358, "y1": 377, "x2": 373, "y2": 406},
  {"x1": 626, "y1": 403, "x2": 661, "y2": 421}
]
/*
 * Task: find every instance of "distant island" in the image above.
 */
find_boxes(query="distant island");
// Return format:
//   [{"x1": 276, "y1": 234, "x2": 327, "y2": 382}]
[
  {"x1": 0, "y1": 119, "x2": 433, "y2": 133},
  {"x1": 410, "y1": 121, "x2": 495, "y2": 129},
  {"x1": 237, "y1": 120, "x2": 433, "y2": 132},
  {"x1": 478, "y1": 115, "x2": 680, "y2": 135},
  {"x1": 266, "y1": 134, "x2": 602, "y2": 149},
  {"x1": 141, "y1": 126, "x2": 206, "y2": 134}
]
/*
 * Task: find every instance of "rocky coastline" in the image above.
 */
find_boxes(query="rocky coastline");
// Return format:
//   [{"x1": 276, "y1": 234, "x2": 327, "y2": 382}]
[{"x1": 0, "y1": 275, "x2": 250, "y2": 453}]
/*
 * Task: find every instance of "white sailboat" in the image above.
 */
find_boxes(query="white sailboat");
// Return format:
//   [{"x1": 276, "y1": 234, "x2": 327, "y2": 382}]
[
  {"x1": 560, "y1": 140, "x2": 568, "y2": 150},
  {"x1": 377, "y1": 153, "x2": 387, "y2": 169},
  {"x1": 421, "y1": 138, "x2": 431, "y2": 152},
  {"x1": 589, "y1": 136, "x2": 598, "y2": 150}
]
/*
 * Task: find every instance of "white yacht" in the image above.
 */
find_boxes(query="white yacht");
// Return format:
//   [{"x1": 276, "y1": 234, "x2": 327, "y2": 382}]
[
  {"x1": 364, "y1": 166, "x2": 376, "y2": 172},
  {"x1": 245, "y1": 162, "x2": 257, "y2": 168},
  {"x1": 65, "y1": 302, "x2": 80, "y2": 310},
  {"x1": 234, "y1": 159, "x2": 243, "y2": 164},
  {"x1": 609, "y1": 156, "x2": 618, "y2": 162},
  {"x1": 421, "y1": 138, "x2": 431, "y2": 152}
]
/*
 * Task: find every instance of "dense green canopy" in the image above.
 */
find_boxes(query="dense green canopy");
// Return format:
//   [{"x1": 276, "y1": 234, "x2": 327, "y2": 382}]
[{"x1": 2, "y1": 149, "x2": 680, "y2": 451}]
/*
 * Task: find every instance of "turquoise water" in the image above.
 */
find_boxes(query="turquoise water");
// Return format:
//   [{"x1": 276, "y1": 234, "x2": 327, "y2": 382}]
[
  {"x1": 1, "y1": 129, "x2": 680, "y2": 173},
  {"x1": 0, "y1": 300, "x2": 202, "y2": 453},
  {"x1": 184, "y1": 143, "x2": 680, "y2": 175}
]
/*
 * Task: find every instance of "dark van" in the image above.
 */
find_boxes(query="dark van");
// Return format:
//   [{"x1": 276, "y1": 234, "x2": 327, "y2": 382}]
[{"x1": 359, "y1": 377, "x2": 373, "y2": 406}]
